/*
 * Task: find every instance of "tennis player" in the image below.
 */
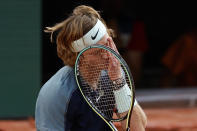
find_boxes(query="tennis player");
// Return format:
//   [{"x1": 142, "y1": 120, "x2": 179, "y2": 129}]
[{"x1": 35, "y1": 5, "x2": 147, "y2": 131}]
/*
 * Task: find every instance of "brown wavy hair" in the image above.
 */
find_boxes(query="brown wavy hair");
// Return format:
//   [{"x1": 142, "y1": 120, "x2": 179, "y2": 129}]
[{"x1": 44, "y1": 5, "x2": 114, "y2": 67}]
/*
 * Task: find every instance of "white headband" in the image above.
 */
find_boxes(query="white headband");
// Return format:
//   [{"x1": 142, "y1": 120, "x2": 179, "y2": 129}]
[{"x1": 71, "y1": 19, "x2": 107, "y2": 52}]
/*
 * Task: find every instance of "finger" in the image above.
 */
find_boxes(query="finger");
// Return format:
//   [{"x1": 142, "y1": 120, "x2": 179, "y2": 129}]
[{"x1": 107, "y1": 37, "x2": 119, "y2": 54}]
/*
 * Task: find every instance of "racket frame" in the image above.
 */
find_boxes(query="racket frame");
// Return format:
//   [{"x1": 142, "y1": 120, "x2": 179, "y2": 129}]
[{"x1": 74, "y1": 44, "x2": 135, "y2": 131}]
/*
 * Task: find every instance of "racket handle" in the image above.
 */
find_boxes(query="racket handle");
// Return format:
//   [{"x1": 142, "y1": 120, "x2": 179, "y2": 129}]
[{"x1": 126, "y1": 127, "x2": 130, "y2": 131}]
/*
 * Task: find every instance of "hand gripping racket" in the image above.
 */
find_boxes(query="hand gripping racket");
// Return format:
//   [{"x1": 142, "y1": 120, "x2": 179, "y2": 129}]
[{"x1": 74, "y1": 44, "x2": 135, "y2": 131}]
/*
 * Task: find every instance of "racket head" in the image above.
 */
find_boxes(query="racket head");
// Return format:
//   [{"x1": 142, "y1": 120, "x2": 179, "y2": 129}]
[{"x1": 74, "y1": 44, "x2": 135, "y2": 127}]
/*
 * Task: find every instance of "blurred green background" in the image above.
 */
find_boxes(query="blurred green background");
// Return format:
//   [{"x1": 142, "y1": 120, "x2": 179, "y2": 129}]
[{"x1": 0, "y1": 0, "x2": 41, "y2": 117}]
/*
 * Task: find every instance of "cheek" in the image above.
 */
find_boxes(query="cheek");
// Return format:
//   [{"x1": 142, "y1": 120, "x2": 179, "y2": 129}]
[
  {"x1": 101, "y1": 53, "x2": 108, "y2": 59},
  {"x1": 85, "y1": 56, "x2": 97, "y2": 65}
]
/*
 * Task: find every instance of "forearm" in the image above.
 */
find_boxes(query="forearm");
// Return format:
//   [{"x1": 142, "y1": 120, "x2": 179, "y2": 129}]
[
  {"x1": 117, "y1": 101, "x2": 147, "y2": 131},
  {"x1": 130, "y1": 104, "x2": 147, "y2": 131}
]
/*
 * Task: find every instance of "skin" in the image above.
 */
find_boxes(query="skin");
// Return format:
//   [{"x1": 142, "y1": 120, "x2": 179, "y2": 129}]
[
  {"x1": 80, "y1": 33, "x2": 147, "y2": 130},
  {"x1": 130, "y1": 104, "x2": 147, "y2": 131}
]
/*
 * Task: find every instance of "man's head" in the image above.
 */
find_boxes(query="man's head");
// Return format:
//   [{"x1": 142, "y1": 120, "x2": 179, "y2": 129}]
[
  {"x1": 45, "y1": 5, "x2": 114, "y2": 67},
  {"x1": 71, "y1": 19, "x2": 108, "y2": 52}
]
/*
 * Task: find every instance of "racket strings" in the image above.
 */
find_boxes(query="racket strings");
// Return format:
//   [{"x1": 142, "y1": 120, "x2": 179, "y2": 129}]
[{"x1": 77, "y1": 48, "x2": 133, "y2": 120}]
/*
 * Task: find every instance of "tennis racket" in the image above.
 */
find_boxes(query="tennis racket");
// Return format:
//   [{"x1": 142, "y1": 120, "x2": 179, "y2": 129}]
[{"x1": 74, "y1": 44, "x2": 135, "y2": 131}]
